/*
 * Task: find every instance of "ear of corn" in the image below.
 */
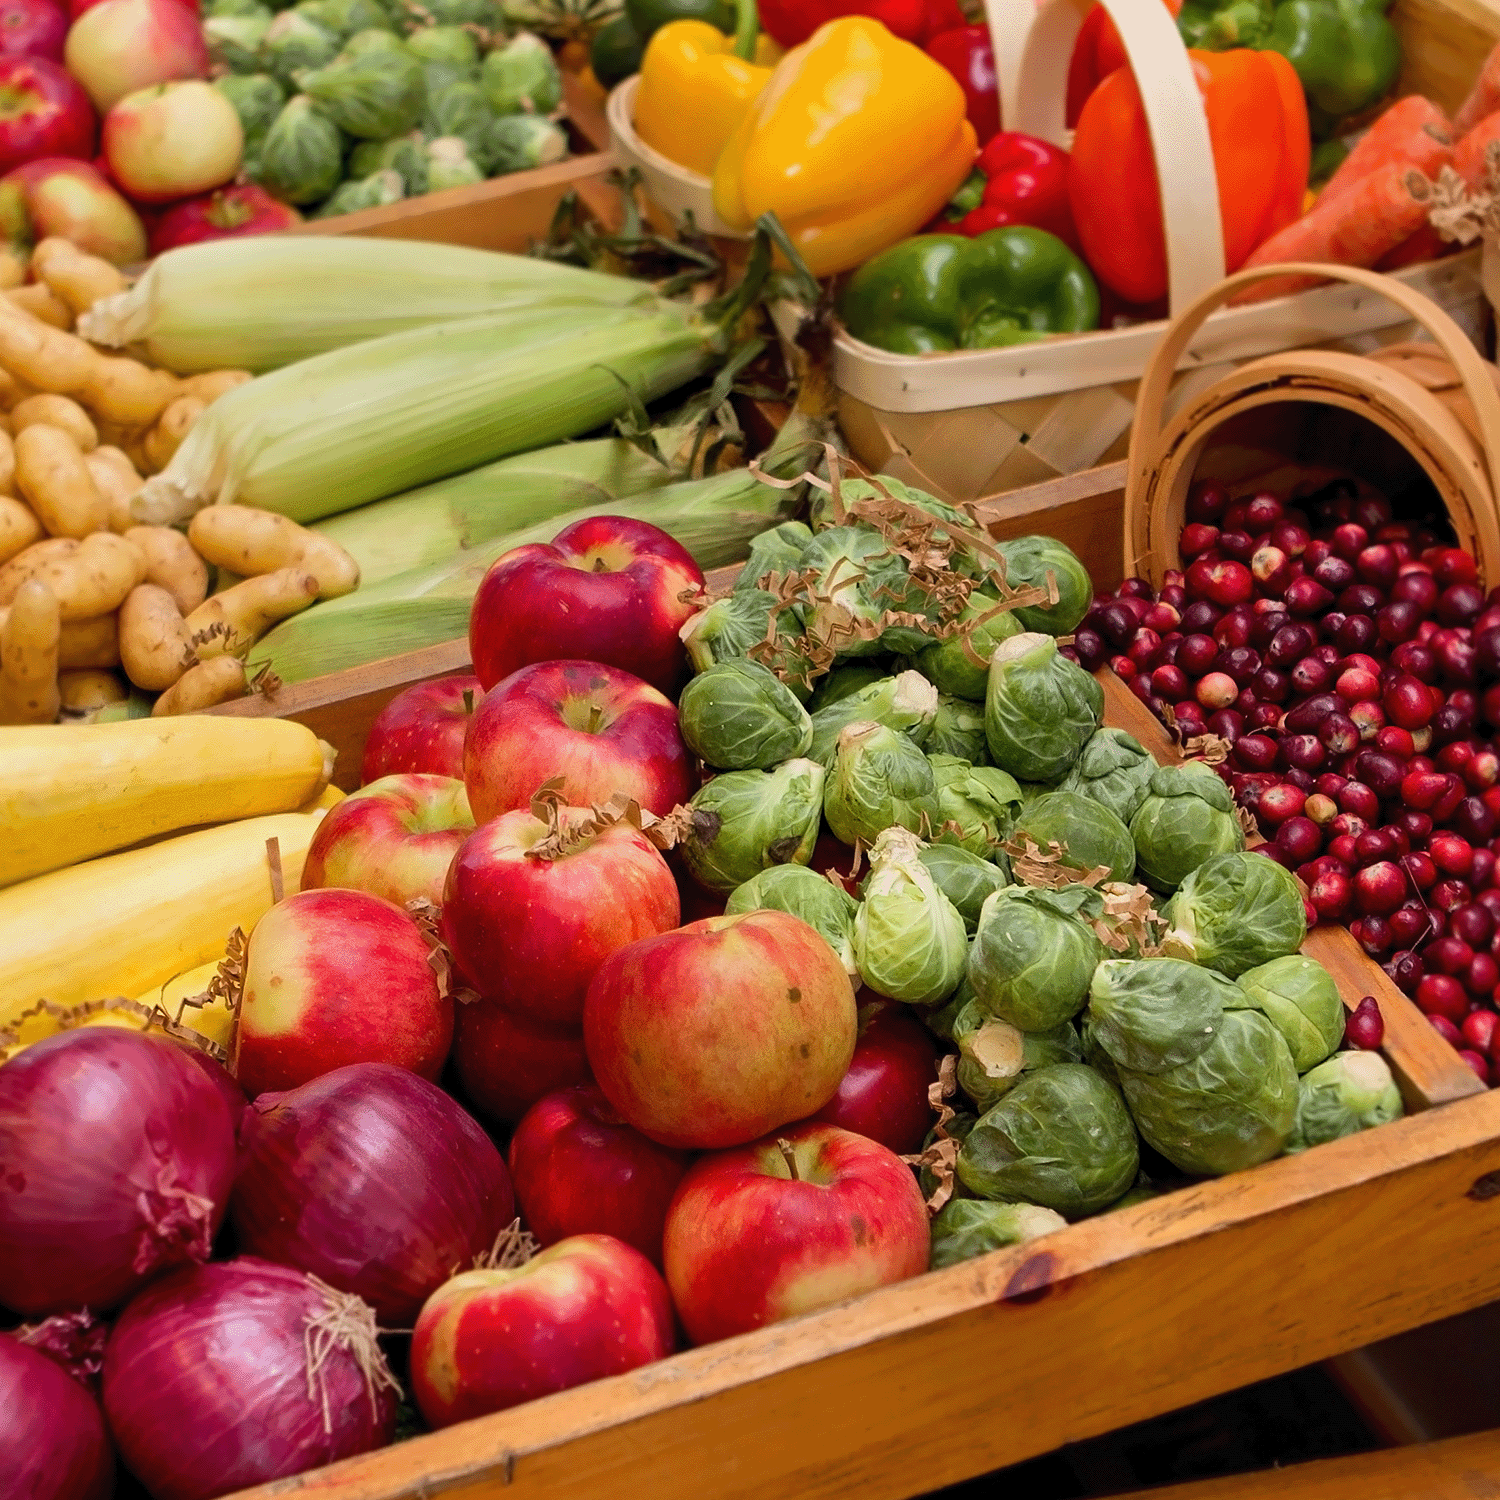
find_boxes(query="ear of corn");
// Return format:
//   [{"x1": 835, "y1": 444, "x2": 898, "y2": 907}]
[
  {"x1": 131, "y1": 300, "x2": 719, "y2": 527},
  {"x1": 78, "y1": 236, "x2": 654, "y2": 373},
  {"x1": 0, "y1": 717, "x2": 335, "y2": 888}
]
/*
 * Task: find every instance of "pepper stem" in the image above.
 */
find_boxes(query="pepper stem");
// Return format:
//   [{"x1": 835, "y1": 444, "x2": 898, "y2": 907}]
[
  {"x1": 733, "y1": 0, "x2": 759, "y2": 62},
  {"x1": 776, "y1": 1137, "x2": 800, "y2": 1181}
]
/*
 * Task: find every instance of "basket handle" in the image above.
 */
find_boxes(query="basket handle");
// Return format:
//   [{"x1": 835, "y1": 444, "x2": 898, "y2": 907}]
[
  {"x1": 983, "y1": 0, "x2": 1226, "y2": 313},
  {"x1": 1126, "y1": 261, "x2": 1500, "y2": 510}
]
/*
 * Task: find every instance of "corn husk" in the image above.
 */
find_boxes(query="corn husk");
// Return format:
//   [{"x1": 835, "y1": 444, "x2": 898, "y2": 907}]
[{"x1": 79, "y1": 236, "x2": 655, "y2": 373}]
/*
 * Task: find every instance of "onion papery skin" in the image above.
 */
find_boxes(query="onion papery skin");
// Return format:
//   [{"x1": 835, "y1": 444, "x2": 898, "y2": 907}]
[
  {"x1": 0, "y1": 1331, "x2": 114, "y2": 1500},
  {"x1": 15, "y1": 1307, "x2": 109, "y2": 1388},
  {"x1": 0, "y1": 1030, "x2": 236, "y2": 1316},
  {"x1": 231, "y1": 1063, "x2": 515, "y2": 1326},
  {"x1": 102, "y1": 1257, "x2": 397, "y2": 1500}
]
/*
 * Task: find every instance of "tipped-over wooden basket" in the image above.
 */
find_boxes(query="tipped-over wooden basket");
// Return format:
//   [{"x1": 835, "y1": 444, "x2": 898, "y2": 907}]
[{"x1": 1123, "y1": 263, "x2": 1500, "y2": 590}]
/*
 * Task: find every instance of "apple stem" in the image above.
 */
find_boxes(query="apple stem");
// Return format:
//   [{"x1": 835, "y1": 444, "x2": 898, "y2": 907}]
[
  {"x1": 587, "y1": 702, "x2": 604, "y2": 734},
  {"x1": 592, "y1": 557, "x2": 609, "y2": 573},
  {"x1": 463, "y1": 689, "x2": 474, "y2": 715},
  {"x1": 776, "y1": 1138, "x2": 800, "y2": 1181}
]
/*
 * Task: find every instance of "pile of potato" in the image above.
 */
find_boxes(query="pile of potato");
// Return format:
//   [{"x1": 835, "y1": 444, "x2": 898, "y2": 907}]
[{"x1": 0, "y1": 240, "x2": 359, "y2": 727}]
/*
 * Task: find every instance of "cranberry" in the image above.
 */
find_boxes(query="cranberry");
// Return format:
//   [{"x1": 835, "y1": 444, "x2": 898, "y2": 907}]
[
  {"x1": 1097, "y1": 600, "x2": 1141, "y2": 648},
  {"x1": 1336, "y1": 614, "x2": 1378, "y2": 654},
  {"x1": 1283, "y1": 694, "x2": 1339, "y2": 734},
  {"x1": 1428, "y1": 935, "x2": 1475, "y2": 976},
  {"x1": 1181, "y1": 523, "x2": 1220, "y2": 558},
  {"x1": 1246, "y1": 702, "x2": 1283, "y2": 731},
  {"x1": 1251, "y1": 667, "x2": 1288, "y2": 703},
  {"x1": 1217, "y1": 532, "x2": 1257, "y2": 564},
  {"x1": 1462, "y1": 1009, "x2": 1499, "y2": 1054},
  {"x1": 1285, "y1": 577, "x2": 1335, "y2": 617},
  {"x1": 1467, "y1": 953, "x2": 1500, "y2": 998},
  {"x1": 1143, "y1": 603, "x2": 1182, "y2": 634},
  {"x1": 1354, "y1": 750, "x2": 1405, "y2": 798},
  {"x1": 1392, "y1": 569, "x2": 1440, "y2": 612},
  {"x1": 1290, "y1": 656, "x2": 1333, "y2": 695},
  {"x1": 1186, "y1": 481, "x2": 1229, "y2": 523},
  {"x1": 1387, "y1": 950, "x2": 1425, "y2": 994},
  {"x1": 1328, "y1": 833, "x2": 1359, "y2": 867},
  {"x1": 1206, "y1": 708, "x2": 1245, "y2": 744},
  {"x1": 1358, "y1": 544, "x2": 1401, "y2": 588},
  {"x1": 1214, "y1": 646, "x2": 1261, "y2": 685},
  {"x1": 1249, "y1": 609, "x2": 1290, "y2": 650},
  {"x1": 1452, "y1": 797, "x2": 1496, "y2": 846},
  {"x1": 1433, "y1": 879, "x2": 1473, "y2": 913},
  {"x1": 1429, "y1": 1013, "x2": 1465, "y2": 1048},
  {"x1": 1275, "y1": 814, "x2": 1321, "y2": 863},
  {"x1": 1311, "y1": 555, "x2": 1355, "y2": 592},
  {"x1": 1251, "y1": 545, "x2": 1292, "y2": 594},
  {"x1": 1480, "y1": 888, "x2": 1500, "y2": 921},
  {"x1": 1403, "y1": 852, "x2": 1438, "y2": 892},
  {"x1": 1336, "y1": 666, "x2": 1380, "y2": 702},
  {"x1": 1173, "y1": 701, "x2": 1206, "y2": 731},
  {"x1": 1390, "y1": 642, "x2": 1439, "y2": 683},
  {"x1": 1196, "y1": 672, "x2": 1238, "y2": 710},
  {"x1": 1309, "y1": 869, "x2": 1352, "y2": 923},
  {"x1": 1179, "y1": 601, "x2": 1221, "y2": 635},
  {"x1": 1129, "y1": 672, "x2": 1156, "y2": 705},
  {"x1": 1417, "y1": 973, "x2": 1470, "y2": 1023},
  {"x1": 1161, "y1": 583, "x2": 1186, "y2": 611},
  {"x1": 1151, "y1": 664, "x2": 1190, "y2": 702},
  {"x1": 1438, "y1": 583, "x2": 1485, "y2": 627},
  {"x1": 1331, "y1": 523, "x2": 1369, "y2": 560},
  {"x1": 1430, "y1": 832, "x2": 1475, "y2": 880},
  {"x1": 1349, "y1": 701, "x2": 1386, "y2": 742},
  {"x1": 1354, "y1": 860, "x2": 1407, "y2": 917},
  {"x1": 1358, "y1": 915, "x2": 1394, "y2": 957},
  {"x1": 1466, "y1": 751, "x2": 1500, "y2": 791},
  {"x1": 1214, "y1": 610, "x2": 1253, "y2": 649},
  {"x1": 1460, "y1": 1049, "x2": 1492, "y2": 1084},
  {"x1": 1438, "y1": 741, "x2": 1477, "y2": 774},
  {"x1": 1073, "y1": 627, "x2": 1108, "y2": 671},
  {"x1": 1378, "y1": 600, "x2": 1422, "y2": 645},
  {"x1": 1390, "y1": 907, "x2": 1432, "y2": 948},
  {"x1": 1354, "y1": 828, "x2": 1393, "y2": 866},
  {"x1": 1280, "y1": 734, "x2": 1324, "y2": 771},
  {"x1": 1243, "y1": 493, "x2": 1282, "y2": 532},
  {"x1": 1317, "y1": 713, "x2": 1359, "y2": 755},
  {"x1": 1126, "y1": 628, "x2": 1162, "y2": 669},
  {"x1": 1265, "y1": 623, "x2": 1313, "y2": 669},
  {"x1": 1336, "y1": 783, "x2": 1381, "y2": 823},
  {"x1": 1399, "y1": 770, "x2": 1449, "y2": 813},
  {"x1": 1482, "y1": 683, "x2": 1500, "y2": 729},
  {"x1": 1451, "y1": 904, "x2": 1496, "y2": 949},
  {"x1": 1232, "y1": 734, "x2": 1279, "y2": 772},
  {"x1": 1474, "y1": 849, "x2": 1497, "y2": 891},
  {"x1": 1343, "y1": 995, "x2": 1385, "y2": 1049},
  {"x1": 1270, "y1": 522, "x2": 1309, "y2": 558},
  {"x1": 1305, "y1": 792, "x2": 1338, "y2": 826},
  {"x1": 1376, "y1": 725, "x2": 1414, "y2": 758},
  {"x1": 1435, "y1": 548, "x2": 1480, "y2": 587}
]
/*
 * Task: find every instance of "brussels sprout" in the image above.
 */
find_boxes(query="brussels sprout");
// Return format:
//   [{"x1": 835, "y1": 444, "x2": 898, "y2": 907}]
[
  {"x1": 1236, "y1": 955, "x2": 1345, "y2": 1074},
  {"x1": 314, "y1": 167, "x2": 405, "y2": 215},
  {"x1": 206, "y1": 12, "x2": 272, "y2": 71},
  {"x1": 1108, "y1": 1173, "x2": 1161, "y2": 1211},
  {"x1": 405, "y1": 21, "x2": 478, "y2": 62},
  {"x1": 1162, "y1": 851, "x2": 1307, "y2": 977},
  {"x1": 209, "y1": 0, "x2": 271, "y2": 16},
  {"x1": 968, "y1": 884, "x2": 1104, "y2": 1032},
  {"x1": 1060, "y1": 727, "x2": 1157, "y2": 825},
  {"x1": 726, "y1": 864, "x2": 859, "y2": 976},
  {"x1": 1012, "y1": 789, "x2": 1135, "y2": 883},
  {"x1": 415, "y1": 0, "x2": 499, "y2": 23},
  {"x1": 256, "y1": 94, "x2": 344, "y2": 204},
  {"x1": 806, "y1": 662, "x2": 890, "y2": 714},
  {"x1": 1129, "y1": 762, "x2": 1245, "y2": 892},
  {"x1": 930, "y1": 1197, "x2": 1066, "y2": 1269},
  {"x1": 483, "y1": 113, "x2": 569, "y2": 173},
  {"x1": 299, "y1": 0, "x2": 391, "y2": 36},
  {"x1": 917, "y1": 843, "x2": 1007, "y2": 932},
  {"x1": 825, "y1": 721, "x2": 940, "y2": 848},
  {"x1": 342, "y1": 27, "x2": 410, "y2": 59},
  {"x1": 808, "y1": 670, "x2": 938, "y2": 766},
  {"x1": 918, "y1": 1109, "x2": 976, "y2": 1202},
  {"x1": 297, "y1": 46, "x2": 424, "y2": 137},
  {"x1": 914, "y1": 590, "x2": 1023, "y2": 701},
  {"x1": 1286, "y1": 1050, "x2": 1403, "y2": 1153},
  {"x1": 793, "y1": 524, "x2": 916, "y2": 658},
  {"x1": 926, "y1": 693, "x2": 989, "y2": 762},
  {"x1": 853, "y1": 827, "x2": 968, "y2": 1005},
  {"x1": 811, "y1": 477, "x2": 984, "y2": 559},
  {"x1": 994, "y1": 535, "x2": 1092, "y2": 635},
  {"x1": 215, "y1": 72, "x2": 288, "y2": 144},
  {"x1": 957, "y1": 1064, "x2": 1139, "y2": 1216},
  {"x1": 679, "y1": 659, "x2": 813, "y2": 771},
  {"x1": 424, "y1": 134, "x2": 484, "y2": 190},
  {"x1": 482, "y1": 30, "x2": 563, "y2": 114},
  {"x1": 680, "y1": 590, "x2": 816, "y2": 697},
  {"x1": 984, "y1": 632, "x2": 1103, "y2": 782},
  {"x1": 952, "y1": 1002, "x2": 1080, "y2": 1110},
  {"x1": 424, "y1": 78, "x2": 493, "y2": 161},
  {"x1": 918, "y1": 974, "x2": 973, "y2": 1041},
  {"x1": 1118, "y1": 1009, "x2": 1298, "y2": 1176},
  {"x1": 260, "y1": 10, "x2": 339, "y2": 85},
  {"x1": 678, "y1": 758, "x2": 824, "y2": 894},
  {"x1": 736, "y1": 520, "x2": 814, "y2": 593},
  {"x1": 347, "y1": 130, "x2": 427, "y2": 191},
  {"x1": 1085, "y1": 956, "x2": 1243, "y2": 1075},
  {"x1": 929, "y1": 755, "x2": 1022, "y2": 858}
]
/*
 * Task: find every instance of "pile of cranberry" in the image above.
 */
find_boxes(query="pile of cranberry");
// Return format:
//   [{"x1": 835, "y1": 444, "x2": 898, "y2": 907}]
[{"x1": 1068, "y1": 480, "x2": 1500, "y2": 1086}]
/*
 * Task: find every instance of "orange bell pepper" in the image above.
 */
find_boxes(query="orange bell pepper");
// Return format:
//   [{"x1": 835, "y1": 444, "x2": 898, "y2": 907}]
[
  {"x1": 1065, "y1": 0, "x2": 1183, "y2": 127},
  {"x1": 1067, "y1": 47, "x2": 1310, "y2": 307}
]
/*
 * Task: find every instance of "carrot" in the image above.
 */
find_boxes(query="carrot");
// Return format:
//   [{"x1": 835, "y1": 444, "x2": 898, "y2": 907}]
[
  {"x1": 1455, "y1": 109, "x2": 1500, "y2": 189},
  {"x1": 1455, "y1": 40, "x2": 1500, "y2": 135},
  {"x1": 1376, "y1": 221, "x2": 1453, "y2": 271},
  {"x1": 1319, "y1": 96, "x2": 1452, "y2": 206},
  {"x1": 1231, "y1": 166, "x2": 1433, "y2": 305}
]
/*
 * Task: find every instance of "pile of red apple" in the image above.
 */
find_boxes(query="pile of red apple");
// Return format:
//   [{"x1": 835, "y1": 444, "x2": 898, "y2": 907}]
[
  {"x1": 241, "y1": 512, "x2": 942, "y2": 1426},
  {"x1": 1069, "y1": 481, "x2": 1500, "y2": 1086},
  {"x1": 0, "y1": 0, "x2": 289, "y2": 266}
]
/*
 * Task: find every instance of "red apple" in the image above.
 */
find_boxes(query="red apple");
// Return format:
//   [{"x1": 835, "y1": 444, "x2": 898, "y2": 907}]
[
  {"x1": 662, "y1": 1122, "x2": 930, "y2": 1345},
  {"x1": 101, "y1": 78, "x2": 239, "y2": 203},
  {"x1": 469, "y1": 515, "x2": 704, "y2": 697},
  {"x1": 71, "y1": 0, "x2": 194, "y2": 17},
  {"x1": 0, "y1": 58, "x2": 93, "y2": 175},
  {"x1": 149, "y1": 181, "x2": 301, "y2": 254},
  {"x1": 0, "y1": 156, "x2": 142, "y2": 260},
  {"x1": 453, "y1": 996, "x2": 590, "y2": 1125},
  {"x1": 584, "y1": 909, "x2": 858, "y2": 1150},
  {"x1": 301, "y1": 773, "x2": 474, "y2": 911},
  {"x1": 0, "y1": 0, "x2": 67, "y2": 62},
  {"x1": 810, "y1": 999, "x2": 940, "y2": 1155},
  {"x1": 64, "y1": 0, "x2": 208, "y2": 113},
  {"x1": 440, "y1": 802, "x2": 680, "y2": 1027},
  {"x1": 233, "y1": 888, "x2": 453, "y2": 1098},
  {"x1": 464, "y1": 659, "x2": 692, "y2": 823},
  {"x1": 507, "y1": 1085, "x2": 690, "y2": 1265},
  {"x1": 411, "y1": 1233, "x2": 675, "y2": 1428},
  {"x1": 360, "y1": 673, "x2": 480, "y2": 785}
]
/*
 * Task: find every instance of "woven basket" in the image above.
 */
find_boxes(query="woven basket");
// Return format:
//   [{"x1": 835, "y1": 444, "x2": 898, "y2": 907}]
[{"x1": 1122, "y1": 263, "x2": 1500, "y2": 589}]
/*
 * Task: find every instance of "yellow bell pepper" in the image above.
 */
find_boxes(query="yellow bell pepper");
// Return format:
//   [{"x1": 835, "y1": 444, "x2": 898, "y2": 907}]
[
  {"x1": 634, "y1": 21, "x2": 775, "y2": 179},
  {"x1": 711, "y1": 17, "x2": 978, "y2": 278}
]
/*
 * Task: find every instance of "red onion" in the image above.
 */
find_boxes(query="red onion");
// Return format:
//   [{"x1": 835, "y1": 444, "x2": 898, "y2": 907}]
[
  {"x1": 0, "y1": 1331, "x2": 113, "y2": 1500},
  {"x1": 15, "y1": 1307, "x2": 108, "y2": 1387},
  {"x1": 0, "y1": 1030, "x2": 236, "y2": 1316},
  {"x1": 232, "y1": 1063, "x2": 514, "y2": 1325},
  {"x1": 102, "y1": 1257, "x2": 398, "y2": 1500}
]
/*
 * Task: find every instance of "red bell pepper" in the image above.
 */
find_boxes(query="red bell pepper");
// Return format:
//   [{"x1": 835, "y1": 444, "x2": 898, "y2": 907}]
[
  {"x1": 759, "y1": 0, "x2": 964, "y2": 49},
  {"x1": 925, "y1": 25, "x2": 999, "y2": 146},
  {"x1": 1065, "y1": 0, "x2": 1183, "y2": 127},
  {"x1": 953, "y1": 132, "x2": 1079, "y2": 251}
]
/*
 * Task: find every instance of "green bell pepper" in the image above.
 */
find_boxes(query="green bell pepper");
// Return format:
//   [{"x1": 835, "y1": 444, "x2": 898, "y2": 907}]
[
  {"x1": 596, "y1": 0, "x2": 737, "y2": 89},
  {"x1": 1178, "y1": 0, "x2": 1271, "y2": 49},
  {"x1": 837, "y1": 228, "x2": 1101, "y2": 356},
  {"x1": 625, "y1": 0, "x2": 734, "y2": 36}
]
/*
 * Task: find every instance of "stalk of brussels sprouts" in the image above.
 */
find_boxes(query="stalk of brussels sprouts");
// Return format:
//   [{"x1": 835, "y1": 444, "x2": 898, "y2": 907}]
[
  {"x1": 1128, "y1": 762, "x2": 1245, "y2": 892},
  {"x1": 1236, "y1": 956, "x2": 1346, "y2": 1074},
  {"x1": 824, "y1": 721, "x2": 940, "y2": 847},
  {"x1": 1117, "y1": 1010, "x2": 1299, "y2": 1176},
  {"x1": 926, "y1": 694, "x2": 989, "y2": 762},
  {"x1": 808, "y1": 670, "x2": 938, "y2": 766},
  {"x1": 481, "y1": 30, "x2": 563, "y2": 114},
  {"x1": 929, "y1": 1198, "x2": 1066, "y2": 1269},
  {"x1": 916, "y1": 843, "x2": 1007, "y2": 932},
  {"x1": 929, "y1": 755, "x2": 1023, "y2": 858},
  {"x1": 994, "y1": 535, "x2": 1093, "y2": 635},
  {"x1": 1059, "y1": 727, "x2": 1157, "y2": 825},
  {"x1": 679, "y1": 659, "x2": 814, "y2": 771},
  {"x1": 1085, "y1": 957, "x2": 1241, "y2": 1075},
  {"x1": 952, "y1": 1002, "x2": 1081, "y2": 1111},
  {"x1": 678, "y1": 758, "x2": 825, "y2": 894},
  {"x1": 957, "y1": 1064, "x2": 1140, "y2": 1217},
  {"x1": 725, "y1": 864, "x2": 859, "y2": 976},
  {"x1": 853, "y1": 828, "x2": 968, "y2": 1005},
  {"x1": 1161, "y1": 852, "x2": 1308, "y2": 978},
  {"x1": 1012, "y1": 789, "x2": 1136, "y2": 883},
  {"x1": 915, "y1": 590, "x2": 1022, "y2": 701},
  {"x1": 1285, "y1": 1051, "x2": 1403, "y2": 1153},
  {"x1": 967, "y1": 884, "x2": 1104, "y2": 1032},
  {"x1": 984, "y1": 632, "x2": 1103, "y2": 782},
  {"x1": 735, "y1": 521, "x2": 814, "y2": 593}
]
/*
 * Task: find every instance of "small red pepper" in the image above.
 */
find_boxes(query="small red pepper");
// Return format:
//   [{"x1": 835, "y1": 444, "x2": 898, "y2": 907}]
[
  {"x1": 956, "y1": 132, "x2": 1079, "y2": 252},
  {"x1": 758, "y1": 0, "x2": 964, "y2": 49},
  {"x1": 925, "y1": 25, "x2": 999, "y2": 146},
  {"x1": 1065, "y1": 0, "x2": 1184, "y2": 127}
]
